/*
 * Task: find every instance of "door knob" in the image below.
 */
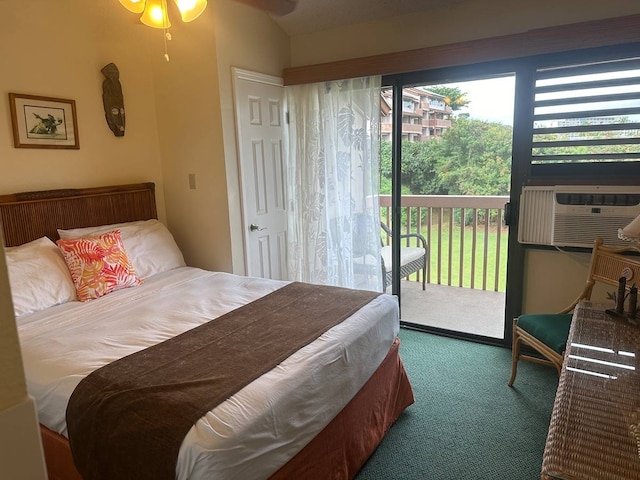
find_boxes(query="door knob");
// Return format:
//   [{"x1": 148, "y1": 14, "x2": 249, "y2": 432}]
[{"x1": 250, "y1": 224, "x2": 266, "y2": 232}]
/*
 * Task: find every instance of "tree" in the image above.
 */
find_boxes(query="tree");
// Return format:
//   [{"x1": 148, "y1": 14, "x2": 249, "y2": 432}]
[
  {"x1": 379, "y1": 141, "x2": 442, "y2": 195},
  {"x1": 532, "y1": 117, "x2": 638, "y2": 161},
  {"x1": 433, "y1": 117, "x2": 512, "y2": 196},
  {"x1": 379, "y1": 117, "x2": 512, "y2": 197},
  {"x1": 428, "y1": 86, "x2": 469, "y2": 111}
]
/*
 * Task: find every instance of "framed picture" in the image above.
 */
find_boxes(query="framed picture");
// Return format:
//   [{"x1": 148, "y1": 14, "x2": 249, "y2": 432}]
[{"x1": 9, "y1": 93, "x2": 80, "y2": 149}]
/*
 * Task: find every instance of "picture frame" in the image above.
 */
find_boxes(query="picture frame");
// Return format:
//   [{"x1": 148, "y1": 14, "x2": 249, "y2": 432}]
[{"x1": 8, "y1": 93, "x2": 80, "y2": 149}]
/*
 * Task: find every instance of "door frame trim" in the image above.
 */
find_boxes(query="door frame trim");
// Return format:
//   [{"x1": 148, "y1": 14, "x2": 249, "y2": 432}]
[
  {"x1": 233, "y1": 68, "x2": 283, "y2": 87},
  {"x1": 383, "y1": 61, "x2": 523, "y2": 346}
]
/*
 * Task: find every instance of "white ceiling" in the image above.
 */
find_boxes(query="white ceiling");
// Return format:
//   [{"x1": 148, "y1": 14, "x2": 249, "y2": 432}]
[{"x1": 270, "y1": 0, "x2": 471, "y2": 36}]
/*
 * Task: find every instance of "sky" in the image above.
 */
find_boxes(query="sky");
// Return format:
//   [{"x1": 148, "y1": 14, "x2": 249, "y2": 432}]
[
  {"x1": 442, "y1": 75, "x2": 516, "y2": 126},
  {"x1": 442, "y1": 71, "x2": 640, "y2": 126}
]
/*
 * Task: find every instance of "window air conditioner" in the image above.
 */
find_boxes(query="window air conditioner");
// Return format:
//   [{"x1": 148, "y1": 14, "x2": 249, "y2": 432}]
[{"x1": 518, "y1": 185, "x2": 640, "y2": 248}]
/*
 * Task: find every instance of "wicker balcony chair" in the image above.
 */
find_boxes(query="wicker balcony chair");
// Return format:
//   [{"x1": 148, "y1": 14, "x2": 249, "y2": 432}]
[
  {"x1": 508, "y1": 236, "x2": 640, "y2": 386},
  {"x1": 380, "y1": 222, "x2": 428, "y2": 291}
]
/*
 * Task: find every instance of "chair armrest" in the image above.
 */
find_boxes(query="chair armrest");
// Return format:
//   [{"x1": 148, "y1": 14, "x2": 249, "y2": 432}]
[
  {"x1": 398, "y1": 232, "x2": 428, "y2": 250},
  {"x1": 380, "y1": 222, "x2": 428, "y2": 251}
]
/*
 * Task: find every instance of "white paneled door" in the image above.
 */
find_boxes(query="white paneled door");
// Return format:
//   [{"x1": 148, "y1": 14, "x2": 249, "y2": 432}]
[{"x1": 232, "y1": 68, "x2": 287, "y2": 280}]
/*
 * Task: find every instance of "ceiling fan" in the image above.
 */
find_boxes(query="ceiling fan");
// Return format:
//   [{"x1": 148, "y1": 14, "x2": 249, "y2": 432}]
[
  {"x1": 117, "y1": 0, "x2": 298, "y2": 61},
  {"x1": 232, "y1": 0, "x2": 298, "y2": 15}
]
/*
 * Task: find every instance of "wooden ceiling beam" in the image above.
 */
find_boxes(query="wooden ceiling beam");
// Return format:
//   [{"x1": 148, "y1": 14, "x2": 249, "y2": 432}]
[{"x1": 283, "y1": 14, "x2": 640, "y2": 85}]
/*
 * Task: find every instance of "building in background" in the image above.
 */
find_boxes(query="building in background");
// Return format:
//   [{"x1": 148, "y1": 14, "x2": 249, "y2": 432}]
[{"x1": 381, "y1": 87, "x2": 452, "y2": 142}]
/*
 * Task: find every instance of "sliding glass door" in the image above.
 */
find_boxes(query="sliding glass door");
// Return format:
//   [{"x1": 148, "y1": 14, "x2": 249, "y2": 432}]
[
  {"x1": 380, "y1": 43, "x2": 640, "y2": 346},
  {"x1": 382, "y1": 64, "x2": 518, "y2": 344}
]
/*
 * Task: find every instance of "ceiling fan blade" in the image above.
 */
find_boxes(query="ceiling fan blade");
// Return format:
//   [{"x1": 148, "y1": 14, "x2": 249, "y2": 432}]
[{"x1": 232, "y1": 0, "x2": 297, "y2": 16}]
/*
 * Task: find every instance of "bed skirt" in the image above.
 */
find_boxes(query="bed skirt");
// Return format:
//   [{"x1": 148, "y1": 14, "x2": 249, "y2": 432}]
[{"x1": 39, "y1": 338, "x2": 414, "y2": 480}]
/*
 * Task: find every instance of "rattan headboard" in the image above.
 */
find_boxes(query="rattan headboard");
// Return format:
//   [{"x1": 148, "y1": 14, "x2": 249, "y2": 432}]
[{"x1": 0, "y1": 183, "x2": 157, "y2": 247}]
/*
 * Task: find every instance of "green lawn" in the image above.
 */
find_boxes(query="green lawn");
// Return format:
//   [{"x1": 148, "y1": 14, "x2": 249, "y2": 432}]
[
  {"x1": 425, "y1": 223, "x2": 508, "y2": 291},
  {"x1": 391, "y1": 219, "x2": 509, "y2": 292}
]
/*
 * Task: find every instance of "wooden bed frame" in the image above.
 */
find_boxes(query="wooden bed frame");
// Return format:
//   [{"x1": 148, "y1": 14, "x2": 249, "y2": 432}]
[
  {"x1": 0, "y1": 183, "x2": 157, "y2": 247},
  {"x1": 0, "y1": 182, "x2": 414, "y2": 480}
]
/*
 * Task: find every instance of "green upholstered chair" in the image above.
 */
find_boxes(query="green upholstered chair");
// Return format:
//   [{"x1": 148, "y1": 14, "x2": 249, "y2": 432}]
[{"x1": 508, "y1": 237, "x2": 640, "y2": 386}]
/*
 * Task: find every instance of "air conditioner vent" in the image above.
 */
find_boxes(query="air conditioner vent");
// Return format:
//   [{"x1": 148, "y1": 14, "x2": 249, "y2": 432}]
[
  {"x1": 519, "y1": 185, "x2": 640, "y2": 248},
  {"x1": 518, "y1": 186, "x2": 554, "y2": 246},
  {"x1": 555, "y1": 193, "x2": 640, "y2": 207},
  {"x1": 553, "y1": 215, "x2": 632, "y2": 247}
]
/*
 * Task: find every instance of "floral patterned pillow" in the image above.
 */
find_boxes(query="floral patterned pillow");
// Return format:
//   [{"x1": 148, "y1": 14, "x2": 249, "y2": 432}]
[{"x1": 57, "y1": 230, "x2": 142, "y2": 301}]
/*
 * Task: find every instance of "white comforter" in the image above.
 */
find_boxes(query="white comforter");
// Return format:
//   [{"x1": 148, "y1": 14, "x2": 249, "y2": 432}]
[{"x1": 17, "y1": 267, "x2": 399, "y2": 480}]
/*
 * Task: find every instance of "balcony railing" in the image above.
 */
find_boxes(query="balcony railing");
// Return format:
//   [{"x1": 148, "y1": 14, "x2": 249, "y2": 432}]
[
  {"x1": 399, "y1": 123, "x2": 423, "y2": 133},
  {"x1": 379, "y1": 194, "x2": 509, "y2": 292},
  {"x1": 426, "y1": 118, "x2": 452, "y2": 128}
]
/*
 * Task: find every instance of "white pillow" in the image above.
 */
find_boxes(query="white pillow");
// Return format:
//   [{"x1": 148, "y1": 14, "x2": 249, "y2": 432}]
[
  {"x1": 58, "y1": 219, "x2": 186, "y2": 279},
  {"x1": 5, "y1": 236, "x2": 77, "y2": 317}
]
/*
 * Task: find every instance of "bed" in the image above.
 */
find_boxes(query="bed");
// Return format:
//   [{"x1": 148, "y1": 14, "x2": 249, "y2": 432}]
[{"x1": 0, "y1": 182, "x2": 414, "y2": 480}]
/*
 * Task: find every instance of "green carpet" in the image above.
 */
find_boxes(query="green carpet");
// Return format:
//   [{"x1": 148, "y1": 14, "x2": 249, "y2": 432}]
[{"x1": 355, "y1": 328, "x2": 558, "y2": 480}]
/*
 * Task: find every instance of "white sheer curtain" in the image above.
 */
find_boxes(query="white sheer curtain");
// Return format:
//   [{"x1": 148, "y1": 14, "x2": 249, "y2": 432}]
[{"x1": 285, "y1": 76, "x2": 382, "y2": 291}]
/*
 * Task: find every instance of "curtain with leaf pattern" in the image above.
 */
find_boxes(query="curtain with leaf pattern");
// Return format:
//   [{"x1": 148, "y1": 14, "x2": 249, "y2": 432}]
[{"x1": 285, "y1": 76, "x2": 382, "y2": 291}]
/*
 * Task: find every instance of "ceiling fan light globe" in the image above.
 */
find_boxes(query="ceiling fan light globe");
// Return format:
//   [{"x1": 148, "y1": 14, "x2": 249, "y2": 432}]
[
  {"x1": 140, "y1": 0, "x2": 171, "y2": 28},
  {"x1": 119, "y1": 0, "x2": 146, "y2": 14},
  {"x1": 173, "y1": 0, "x2": 207, "y2": 22}
]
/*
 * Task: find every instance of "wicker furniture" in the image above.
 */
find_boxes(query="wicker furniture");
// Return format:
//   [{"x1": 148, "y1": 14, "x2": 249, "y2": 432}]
[
  {"x1": 509, "y1": 237, "x2": 640, "y2": 386},
  {"x1": 542, "y1": 300, "x2": 640, "y2": 480},
  {"x1": 380, "y1": 222, "x2": 428, "y2": 291}
]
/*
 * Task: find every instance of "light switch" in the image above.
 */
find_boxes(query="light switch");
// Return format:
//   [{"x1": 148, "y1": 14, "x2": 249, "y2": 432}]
[{"x1": 188, "y1": 173, "x2": 196, "y2": 190}]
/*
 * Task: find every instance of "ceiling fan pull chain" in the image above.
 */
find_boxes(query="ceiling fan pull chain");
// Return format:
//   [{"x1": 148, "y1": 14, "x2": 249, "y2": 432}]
[{"x1": 164, "y1": 29, "x2": 171, "y2": 62}]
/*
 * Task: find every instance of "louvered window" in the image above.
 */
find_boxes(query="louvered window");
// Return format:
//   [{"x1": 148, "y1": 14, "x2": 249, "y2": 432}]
[{"x1": 530, "y1": 55, "x2": 640, "y2": 176}]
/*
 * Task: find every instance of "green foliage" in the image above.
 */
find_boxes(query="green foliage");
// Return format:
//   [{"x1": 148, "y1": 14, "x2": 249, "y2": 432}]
[
  {"x1": 379, "y1": 95, "x2": 513, "y2": 293},
  {"x1": 380, "y1": 117, "x2": 513, "y2": 197},
  {"x1": 532, "y1": 118, "x2": 639, "y2": 161},
  {"x1": 435, "y1": 117, "x2": 512, "y2": 196},
  {"x1": 379, "y1": 142, "x2": 428, "y2": 196},
  {"x1": 428, "y1": 86, "x2": 469, "y2": 110}
]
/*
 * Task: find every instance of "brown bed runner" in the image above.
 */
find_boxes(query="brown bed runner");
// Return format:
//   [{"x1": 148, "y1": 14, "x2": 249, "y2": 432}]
[{"x1": 66, "y1": 282, "x2": 380, "y2": 480}]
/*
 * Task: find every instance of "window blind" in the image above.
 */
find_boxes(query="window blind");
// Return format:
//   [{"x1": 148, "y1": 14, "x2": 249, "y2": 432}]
[{"x1": 531, "y1": 56, "x2": 640, "y2": 166}]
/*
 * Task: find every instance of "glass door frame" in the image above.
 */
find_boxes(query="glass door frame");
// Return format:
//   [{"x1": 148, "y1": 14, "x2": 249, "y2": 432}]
[{"x1": 383, "y1": 58, "x2": 530, "y2": 347}]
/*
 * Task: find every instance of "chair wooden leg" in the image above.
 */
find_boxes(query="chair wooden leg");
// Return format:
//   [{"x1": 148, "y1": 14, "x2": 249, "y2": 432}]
[
  {"x1": 554, "y1": 360, "x2": 563, "y2": 376},
  {"x1": 508, "y1": 319, "x2": 520, "y2": 387}
]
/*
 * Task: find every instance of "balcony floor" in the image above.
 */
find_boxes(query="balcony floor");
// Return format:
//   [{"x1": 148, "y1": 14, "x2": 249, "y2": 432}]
[{"x1": 397, "y1": 280, "x2": 506, "y2": 339}]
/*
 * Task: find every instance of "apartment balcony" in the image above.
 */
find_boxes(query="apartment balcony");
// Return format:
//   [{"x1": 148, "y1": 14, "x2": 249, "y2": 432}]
[
  {"x1": 400, "y1": 123, "x2": 423, "y2": 134},
  {"x1": 382, "y1": 123, "x2": 425, "y2": 136},
  {"x1": 424, "y1": 101, "x2": 453, "y2": 114},
  {"x1": 379, "y1": 194, "x2": 509, "y2": 339},
  {"x1": 402, "y1": 108, "x2": 423, "y2": 117},
  {"x1": 381, "y1": 123, "x2": 392, "y2": 134},
  {"x1": 426, "y1": 118, "x2": 452, "y2": 128}
]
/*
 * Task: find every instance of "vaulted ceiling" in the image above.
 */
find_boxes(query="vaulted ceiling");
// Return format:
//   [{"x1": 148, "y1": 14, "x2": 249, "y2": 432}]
[{"x1": 236, "y1": 0, "x2": 473, "y2": 36}]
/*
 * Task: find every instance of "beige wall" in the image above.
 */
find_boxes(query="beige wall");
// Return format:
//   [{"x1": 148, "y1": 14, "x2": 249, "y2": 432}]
[
  {"x1": 150, "y1": 0, "x2": 289, "y2": 274},
  {"x1": 148, "y1": 0, "x2": 289, "y2": 274},
  {"x1": 149, "y1": 7, "x2": 232, "y2": 272},
  {"x1": 130, "y1": 0, "x2": 289, "y2": 275},
  {"x1": 0, "y1": 0, "x2": 288, "y2": 471},
  {"x1": 0, "y1": 0, "x2": 289, "y2": 273},
  {"x1": 212, "y1": 0, "x2": 290, "y2": 274},
  {"x1": 523, "y1": 249, "x2": 620, "y2": 313},
  {"x1": 0, "y1": 1, "x2": 167, "y2": 217},
  {"x1": 289, "y1": 0, "x2": 640, "y2": 66},
  {"x1": 523, "y1": 250, "x2": 590, "y2": 313}
]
